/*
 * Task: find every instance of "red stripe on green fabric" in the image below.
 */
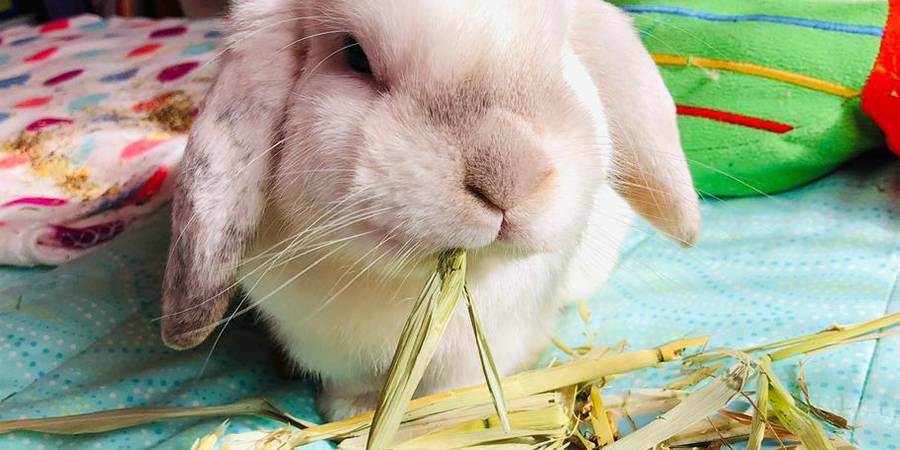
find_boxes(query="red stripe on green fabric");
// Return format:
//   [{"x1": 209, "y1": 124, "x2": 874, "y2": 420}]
[{"x1": 676, "y1": 104, "x2": 795, "y2": 134}]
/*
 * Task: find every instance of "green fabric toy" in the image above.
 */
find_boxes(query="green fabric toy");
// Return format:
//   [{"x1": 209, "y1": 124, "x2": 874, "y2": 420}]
[{"x1": 614, "y1": 0, "x2": 895, "y2": 196}]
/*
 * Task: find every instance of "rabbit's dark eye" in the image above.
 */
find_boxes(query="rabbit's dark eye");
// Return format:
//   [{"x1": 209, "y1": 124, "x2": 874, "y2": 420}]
[{"x1": 345, "y1": 36, "x2": 371, "y2": 75}]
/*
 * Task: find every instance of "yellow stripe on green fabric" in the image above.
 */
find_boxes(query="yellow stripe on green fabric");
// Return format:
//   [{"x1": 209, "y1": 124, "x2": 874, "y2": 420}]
[
  {"x1": 652, "y1": 53, "x2": 860, "y2": 98},
  {"x1": 626, "y1": 3, "x2": 883, "y2": 90}
]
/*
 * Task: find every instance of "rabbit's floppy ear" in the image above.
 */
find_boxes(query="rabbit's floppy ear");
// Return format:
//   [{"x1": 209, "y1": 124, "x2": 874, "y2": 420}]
[
  {"x1": 570, "y1": 1, "x2": 701, "y2": 247},
  {"x1": 162, "y1": 12, "x2": 301, "y2": 350}
]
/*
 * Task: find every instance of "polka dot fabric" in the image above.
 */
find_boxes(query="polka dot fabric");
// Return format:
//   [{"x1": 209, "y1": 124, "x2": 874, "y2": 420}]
[
  {"x1": 0, "y1": 15, "x2": 222, "y2": 266},
  {"x1": 548, "y1": 155, "x2": 899, "y2": 448}
]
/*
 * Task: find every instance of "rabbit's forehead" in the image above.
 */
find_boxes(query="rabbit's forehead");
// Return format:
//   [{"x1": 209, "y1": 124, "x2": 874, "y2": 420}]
[{"x1": 319, "y1": 0, "x2": 571, "y2": 60}]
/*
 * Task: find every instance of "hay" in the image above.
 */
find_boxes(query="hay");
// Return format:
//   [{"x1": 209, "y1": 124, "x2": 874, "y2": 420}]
[{"x1": 1, "y1": 252, "x2": 897, "y2": 450}]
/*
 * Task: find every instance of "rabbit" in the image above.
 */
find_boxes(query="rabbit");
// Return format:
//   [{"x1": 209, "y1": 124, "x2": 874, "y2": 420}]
[{"x1": 161, "y1": 0, "x2": 701, "y2": 420}]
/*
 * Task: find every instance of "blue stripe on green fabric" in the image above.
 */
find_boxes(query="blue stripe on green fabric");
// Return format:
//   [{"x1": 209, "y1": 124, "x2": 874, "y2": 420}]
[{"x1": 622, "y1": 5, "x2": 884, "y2": 37}]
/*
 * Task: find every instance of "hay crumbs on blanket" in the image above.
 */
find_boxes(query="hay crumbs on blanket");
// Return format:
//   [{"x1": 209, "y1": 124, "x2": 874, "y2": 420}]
[
  {"x1": 145, "y1": 92, "x2": 197, "y2": 134},
  {"x1": 1, "y1": 130, "x2": 100, "y2": 200},
  {"x1": 0, "y1": 91, "x2": 198, "y2": 202}
]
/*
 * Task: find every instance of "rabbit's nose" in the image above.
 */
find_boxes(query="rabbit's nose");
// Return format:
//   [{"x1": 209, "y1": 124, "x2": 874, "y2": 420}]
[{"x1": 464, "y1": 111, "x2": 555, "y2": 212}]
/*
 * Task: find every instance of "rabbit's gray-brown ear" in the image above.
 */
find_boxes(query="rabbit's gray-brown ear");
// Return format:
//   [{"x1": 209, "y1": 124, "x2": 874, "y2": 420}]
[
  {"x1": 571, "y1": 1, "x2": 701, "y2": 247},
  {"x1": 162, "y1": 22, "x2": 300, "y2": 350}
]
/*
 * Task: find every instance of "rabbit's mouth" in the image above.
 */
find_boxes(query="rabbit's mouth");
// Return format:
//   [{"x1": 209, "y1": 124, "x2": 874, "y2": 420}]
[{"x1": 359, "y1": 208, "x2": 570, "y2": 262}]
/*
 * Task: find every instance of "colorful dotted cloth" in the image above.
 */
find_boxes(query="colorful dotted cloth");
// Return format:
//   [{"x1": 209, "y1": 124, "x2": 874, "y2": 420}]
[{"x1": 0, "y1": 15, "x2": 220, "y2": 266}]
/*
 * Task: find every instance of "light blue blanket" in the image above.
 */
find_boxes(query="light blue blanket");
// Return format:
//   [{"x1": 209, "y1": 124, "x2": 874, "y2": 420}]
[{"x1": 0, "y1": 155, "x2": 897, "y2": 449}]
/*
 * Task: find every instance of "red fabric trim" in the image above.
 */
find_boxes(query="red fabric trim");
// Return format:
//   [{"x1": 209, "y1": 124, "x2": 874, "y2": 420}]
[
  {"x1": 676, "y1": 104, "x2": 795, "y2": 134},
  {"x1": 862, "y1": 0, "x2": 900, "y2": 156}
]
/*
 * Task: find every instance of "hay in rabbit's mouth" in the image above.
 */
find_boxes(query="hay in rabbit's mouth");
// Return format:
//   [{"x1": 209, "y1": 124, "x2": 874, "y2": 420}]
[{"x1": 365, "y1": 249, "x2": 511, "y2": 450}]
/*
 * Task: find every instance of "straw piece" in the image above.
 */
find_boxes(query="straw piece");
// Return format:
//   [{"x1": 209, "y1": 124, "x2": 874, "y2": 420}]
[
  {"x1": 603, "y1": 362, "x2": 751, "y2": 450},
  {"x1": 812, "y1": 328, "x2": 900, "y2": 353},
  {"x1": 686, "y1": 330, "x2": 839, "y2": 365},
  {"x1": 797, "y1": 362, "x2": 851, "y2": 430},
  {"x1": 687, "y1": 313, "x2": 900, "y2": 366},
  {"x1": 758, "y1": 357, "x2": 836, "y2": 450},
  {"x1": 666, "y1": 364, "x2": 723, "y2": 390},
  {"x1": 577, "y1": 300, "x2": 595, "y2": 344},
  {"x1": 550, "y1": 337, "x2": 578, "y2": 357},
  {"x1": 465, "y1": 286, "x2": 511, "y2": 433},
  {"x1": 746, "y1": 369, "x2": 770, "y2": 450},
  {"x1": 769, "y1": 313, "x2": 900, "y2": 361},
  {"x1": 0, "y1": 398, "x2": 303, "y2": 435},
  {"x1": 588, "y1": 386, "x2": 615, "y2": 446},
  {"x1": 339, "y1": 394, "x2": 563, "y2": 449},
  {"x1": 457, "y1": 445, "x2": 535, "y2": 450},
  {"x1": 367, "y1": 250, "x2": 468, "y2": 450},
  {"x1": 220, "y1": 431, "x2": 272, "y2": 450},
  {"x1": 659, "y1": 337, "x2": 709, "y2": 361},
  {"x1": 664, "y1": 415, "x2": 752, "y2": 447},
  {"x1": 717, "y1": 409, "x2": 794, "y2": 439},
  {"x1": 191, "y1": 420, "x2": 229, "y2": 450},
  {"x1": 604, "y1": 389, "x2": 688, "y2": 418},
  {"x1": 577, "y1": 301, "x2": 592, "y2": 326},
  {"x1": 392, "y1": 406, "x2": 568, "y2": 450}
]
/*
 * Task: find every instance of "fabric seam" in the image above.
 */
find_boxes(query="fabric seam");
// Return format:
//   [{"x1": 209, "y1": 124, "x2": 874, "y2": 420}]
[{"x1": 849, "y1": 253, "x2": 900, "y2": 442}]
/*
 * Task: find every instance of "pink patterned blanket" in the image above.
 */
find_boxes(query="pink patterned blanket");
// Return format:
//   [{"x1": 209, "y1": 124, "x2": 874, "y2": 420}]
[{"x1": 0, "y1": 15, "x2": 221, "y2": 265}]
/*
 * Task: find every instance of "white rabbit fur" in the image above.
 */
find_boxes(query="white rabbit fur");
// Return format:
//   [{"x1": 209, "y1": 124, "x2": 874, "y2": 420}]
[{"x1": 161, "y1": 0, "x2": 700, "y2": 420}]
